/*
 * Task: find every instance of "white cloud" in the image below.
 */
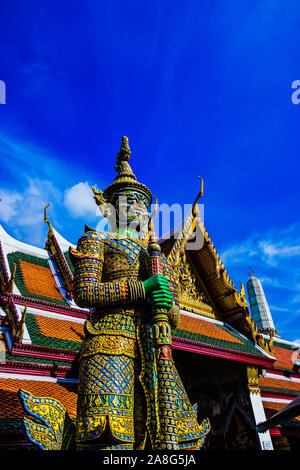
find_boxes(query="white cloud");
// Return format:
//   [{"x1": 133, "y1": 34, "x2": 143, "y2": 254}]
[
  {"x1": 0, "y1": 179, "x2": 62, "y2": 246},
  {"x1": 269, "y1": 305, "x2": 290, "y2": 312},
  {"x1": 18, "y1": 179, "x2": 61, "y2": 227},
  {"x1": 292, "y1": 294, "x2": 300, "y2": 304},
  {"x1": 220, "y1": 236, "x2": 258, "y2": 264},
  {"x1": 0, "y1": 132, "x2": 66, "y2": 181},
  {"x1": 219, "y1": 222, "x2": 300, "y2": 340},
  {"x1": 259, "y1": 276, "x2": 296, "y2": 291},
  {"x1": 0, "y1": 133, "x2": 108, "y2": 247},
  {"x1": 0, "y1": 191, "x2": 22, "y2": 223},
  {"x1": 64, "y1": 182, "x2": 98, "y2": 218},
  {"x1": 259, "y1": 240, "x2": 300, "y2": 264},
  {"x1": 221, "y1": 222, "x2": 300, "y2": 267}
]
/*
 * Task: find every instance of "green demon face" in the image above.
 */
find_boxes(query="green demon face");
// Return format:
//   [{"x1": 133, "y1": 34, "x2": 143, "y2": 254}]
[{"x1": 115, "y1": 191, "x2": 149, "y2": 233}]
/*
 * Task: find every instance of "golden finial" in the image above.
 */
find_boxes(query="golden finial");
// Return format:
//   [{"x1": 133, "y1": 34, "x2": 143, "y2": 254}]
[
  {"x1": 267, "y1": 331, "x2": 274, "y2": 355},
  {"x1": 44, "y1": 204, "x2": 54, "y2": 238},
  {"x1": 192, "y1": 176, "x2": 204, "y2": 217},
  {"x1": 44, "y1": 203, "x2": 50, "y2": 224},
  {"x1": 91, "y1": 186, "x2": 107, "y2": 206},
  {"x1": 8, "y1": 263, "x2": 17, "y2": 293},
  {"x1": 167, "y1": 176, "x2": 204, "y2": 267},
  {"x1": 239, "y1": 281, "x2": 247, "y2": 303},
  {"x1": 15, "y1": 304, "x2": 27, "y2": 343}
]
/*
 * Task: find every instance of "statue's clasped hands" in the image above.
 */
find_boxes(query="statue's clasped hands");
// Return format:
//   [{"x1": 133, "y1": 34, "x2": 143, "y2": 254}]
[{"x1": 143, "y1": 275, "x2": 173, "y2": 310}]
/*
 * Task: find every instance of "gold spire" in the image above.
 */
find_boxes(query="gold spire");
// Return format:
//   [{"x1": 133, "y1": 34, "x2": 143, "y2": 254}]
[
  {"x1": 192, "y1": 176, "x2": 204, "y2": 217},
  {"x1": 167, "y1": 176, "x2": 204, "y2": 267},
  {"x1": 44, "y1": 204, "x2": 73, "y2": 293},
  {"x1": 44, "y1": 204, "x2": 54, "y2": 238},
  {"x1": 8, "y1": 263, "x2": 17, "y2": 293},
  {"x1": 14, "y1": 304, "x2": 27, "y2": 343}
]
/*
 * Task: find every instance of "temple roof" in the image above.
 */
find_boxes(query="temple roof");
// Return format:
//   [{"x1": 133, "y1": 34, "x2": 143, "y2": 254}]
[
  {"x1": 174, "y1": 311, "x2": 273, "y2": 366},
  {"x1": 258, "y1": 395, "x2": 300, "y2": 433},
  {"x1": 258, "y1": 337, "x2": 300, "y2": 432},
  {"x1": 0, "y1": 377, "x2": 78, "y2": 419},
  {"x1": 0, "y1": 376, "x2": 78, "y2": 445},
  {"x1": 0, "y1": 225, "x2": 78, "y2": 307},
  {"x1": 263, "y1": 400, "x2": 300, "y2": 421},
  {"x1": 24, "y1": 309, "x2": 84, "y2": 351},
  {"x1": 271, "y1": 339, "x2": 300, "y2": 371},
  {"x1": 160, "y1": 215, "x2": 264, "y2": 344},
  {"x1": 260, "y1": 376, "x2": 300, "y2": 396}
]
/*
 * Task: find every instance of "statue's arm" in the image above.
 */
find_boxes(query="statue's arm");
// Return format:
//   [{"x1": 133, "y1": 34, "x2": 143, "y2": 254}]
[{"x1": 69, "y1": 233, "x2": 145, "y2": 308}]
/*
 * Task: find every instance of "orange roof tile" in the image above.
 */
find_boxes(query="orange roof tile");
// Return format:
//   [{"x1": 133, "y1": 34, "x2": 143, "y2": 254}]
[
  {"x1": 19, "y1": 260, "x2": 65, "y2": 301},
  {"x1": 259, "y1": 376, "x2": 300, "y2": 394},
  {"x1": 0, "y1": 378, "x2": 77, "y2": 418},
  {"x1": 263, "y1": 401, "x2": 300, "y2": 422},
  {"x1": 178, "y1": 315, "x2": 244, "y2": 345},
  {"x1": 35, "y1": 315, "x2": 84, "y2": 343},
  {"x1": 273, "y1": 345, "x2": 298, "y2": 371}
]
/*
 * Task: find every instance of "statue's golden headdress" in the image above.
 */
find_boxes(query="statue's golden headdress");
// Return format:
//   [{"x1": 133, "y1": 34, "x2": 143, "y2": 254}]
[{"x1": 92, "y1": 136, "x2": 152, "y2": 209}]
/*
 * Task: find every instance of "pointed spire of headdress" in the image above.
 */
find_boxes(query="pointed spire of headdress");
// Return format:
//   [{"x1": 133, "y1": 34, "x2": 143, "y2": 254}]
[
  {"x1": 114, "y1": 136, "x2": 135, "y2": 178},
  {"x1": 119, "y1": 136, "x2": 131, "y2": 161},
  {"x1": 92, "y1": 135, "x2": 152, "y2": 207}
]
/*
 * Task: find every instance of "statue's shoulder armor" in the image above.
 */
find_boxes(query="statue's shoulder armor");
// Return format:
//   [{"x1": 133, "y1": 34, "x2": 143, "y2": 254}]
[
  {"x1": 76, "y1": 230, "x2": 105, "y2": 248},
  {"x1": 69, "y1": 230, "x2": 105, "y2": 262},
  {"x1": 75, "y1": 230, "x2": 148, "y2": 263},
  {"x1": 86, "y1": 231, "x2": 148, "y2": 251}
]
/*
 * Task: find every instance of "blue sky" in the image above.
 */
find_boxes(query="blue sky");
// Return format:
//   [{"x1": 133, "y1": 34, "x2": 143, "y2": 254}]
[{"x1": 0, "y1": 0, "x2": 300, "y2": 341}]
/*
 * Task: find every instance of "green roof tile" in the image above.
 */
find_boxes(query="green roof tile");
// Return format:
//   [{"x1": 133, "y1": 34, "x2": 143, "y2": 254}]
[
  {"x1": 4, "y1": 350, "x2": 74, "y2": 367},
  {"x1": 172, "y1": 324, "x2": 266, "y2": 357},
  {"x1": 0, "y1": 418, "x2": 24, "y2": 431},
  {"x1": 260, "y1": 386, "x2": 300, "y2": 395}
]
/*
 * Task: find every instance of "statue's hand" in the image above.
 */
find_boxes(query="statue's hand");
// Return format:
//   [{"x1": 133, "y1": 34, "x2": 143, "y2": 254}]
[
  {"x1": 143, "y1": 275, "x2": 173, "y2": 310},
  {"x1": 143, "y1": 275, "x2": 170, "y2": 296},
  {"x1": 148, "y1": 289, "x2": 173, "y2": 310}
]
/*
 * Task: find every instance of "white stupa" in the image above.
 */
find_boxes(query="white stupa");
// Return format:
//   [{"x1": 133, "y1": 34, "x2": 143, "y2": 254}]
[{"x1": 246, "y1": 269, "x2": 278, "y2": 336}]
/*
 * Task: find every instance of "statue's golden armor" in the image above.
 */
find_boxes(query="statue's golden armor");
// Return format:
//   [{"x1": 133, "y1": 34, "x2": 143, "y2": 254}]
[
  {"x1": 70, "y1": 229, "x2": 182, "y2": 450},
  {"x1": 17, "y1": 137, "x2": 210, "y2": 451}
]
